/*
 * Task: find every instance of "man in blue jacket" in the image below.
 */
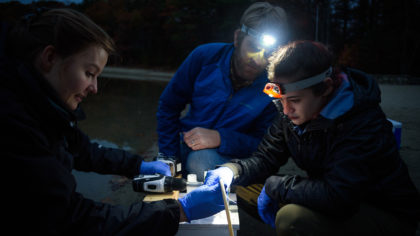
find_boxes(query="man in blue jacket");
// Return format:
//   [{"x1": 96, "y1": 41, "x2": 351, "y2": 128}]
[{"x1": 157, "y1": 2, "x2": 289, "y2": 180}]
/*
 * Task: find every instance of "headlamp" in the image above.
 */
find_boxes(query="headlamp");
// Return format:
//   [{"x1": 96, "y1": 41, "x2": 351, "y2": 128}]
[
  {"x1": 263, "y1": 67, "x2": 332, "y2": 98},
  {"x1": 241, "y1": 24, "x2": 277, "y2": 48}
]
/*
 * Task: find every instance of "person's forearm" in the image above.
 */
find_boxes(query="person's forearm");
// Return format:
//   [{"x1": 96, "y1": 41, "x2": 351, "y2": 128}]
[
  {"x1": 177, "y1": 200, "x2": 188, "y2": 222},
  {"x1": 221, "y1": 162, "x2": 242, "y2": 179}
]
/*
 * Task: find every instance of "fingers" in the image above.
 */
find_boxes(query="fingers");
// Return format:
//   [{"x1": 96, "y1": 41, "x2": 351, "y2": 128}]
[
  {"x1": 204, "y1": 174, "x2": 218, "y2": 186},
  {"x1": 183, "y1": 127, "x2": 199, "y2": 139},
  {"x1": 184, "y1": 136, "x2": 199, "y2": 149},
  {"x1": 183, "y1": 127, "x2": 220, "y2": 150},
  {"x1": 156, "y1": 161, "x2": 172, "y2": 176},
  {"x1": 183, "y1": 129, "x2": 194, "y2": 138},
  {"x1": 183, "y1": 128, "x2": 202, "y2": 149}
]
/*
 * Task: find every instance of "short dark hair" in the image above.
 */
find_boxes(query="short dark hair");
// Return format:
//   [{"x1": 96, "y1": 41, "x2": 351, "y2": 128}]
[
  {"x1": 268, "y1": 40, "x2": 336, "y2": 96},
  {"x1": 6, "y1": 8, "x2": 115, "y2": 63}
]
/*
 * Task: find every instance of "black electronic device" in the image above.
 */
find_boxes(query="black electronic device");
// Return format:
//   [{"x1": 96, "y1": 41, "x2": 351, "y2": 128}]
[{"x1": 132, "y1": 174, "x2": 186, "y2": 193}]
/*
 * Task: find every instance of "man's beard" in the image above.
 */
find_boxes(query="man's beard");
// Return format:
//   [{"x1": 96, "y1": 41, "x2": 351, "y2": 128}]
[{"x1": 232, "y1": 49, "x2": 261, "y2": 82}]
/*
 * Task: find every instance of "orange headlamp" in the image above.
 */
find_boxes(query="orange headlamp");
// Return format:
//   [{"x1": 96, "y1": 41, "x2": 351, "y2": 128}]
[
  {"x1": 263, "y1": 67, "x2": 332, "y2": 98},
  {"x1": 263, "y1": 82, "x2": 283, "y2": 98}
]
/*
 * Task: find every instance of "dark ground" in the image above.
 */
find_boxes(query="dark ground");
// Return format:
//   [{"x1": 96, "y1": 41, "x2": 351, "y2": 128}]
[{"x1": 74, "y1": 77, "x2": 420, "y2": 235}]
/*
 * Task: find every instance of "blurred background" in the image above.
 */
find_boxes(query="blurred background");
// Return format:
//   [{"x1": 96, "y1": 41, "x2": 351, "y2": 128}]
[{"x1": 1, "y1": 0, "x2": 420, "y2": 77}]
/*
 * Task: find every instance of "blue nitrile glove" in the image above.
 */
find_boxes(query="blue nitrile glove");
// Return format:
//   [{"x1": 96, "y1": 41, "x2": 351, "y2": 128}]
[
  {"x1": 178, "y1": 184, "x2": 225, "y2": 221},
  {"x1": 204, "y1": 167, "x2": 234, "y2": 191},
  {"x1": 139, "y1": 161, "x2": 171, "y2": 176},
  {"x1": 257, "y1": 186, "x2": 279, "y2": 228}
]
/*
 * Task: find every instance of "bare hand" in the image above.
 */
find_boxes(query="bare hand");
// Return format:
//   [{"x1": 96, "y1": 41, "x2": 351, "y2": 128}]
[{"x1": 183, "y1": 127, "x2": 221, "y2": 150}]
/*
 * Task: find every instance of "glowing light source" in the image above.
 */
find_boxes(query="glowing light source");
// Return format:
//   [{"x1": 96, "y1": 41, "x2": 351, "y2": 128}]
[
  {"x1": 261, "y1": 34, "x2": 276, "y2": 47},
  {"x1": 241, "y1": 24, "x2": 278, "y2": 49}
]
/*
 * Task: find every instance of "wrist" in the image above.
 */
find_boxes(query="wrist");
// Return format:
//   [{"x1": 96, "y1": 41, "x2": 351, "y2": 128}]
[
  {"x1": 214, "y1": 129, "x2": 221, "y2": 147},
  {"x1": 177, "y1": 200, "x2": 188, "y2": 222},
  {"x1": 220, "y1": 163, "x2": 241, "y2": 178}
]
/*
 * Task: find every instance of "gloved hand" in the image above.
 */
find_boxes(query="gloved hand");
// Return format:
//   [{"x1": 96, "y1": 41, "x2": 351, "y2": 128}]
[
  {"x1": 139, "y1": 161, "x2": 171, "y2": 176},
  {"x1": 178, "y1": 184, "x2": 225, "y2": 221},
  {"x1": 257, "y1": 186, "x2": 279, "y2": 228},
  {"x1": 204, "y1": 167, "x2": 234, "y2": 191}
]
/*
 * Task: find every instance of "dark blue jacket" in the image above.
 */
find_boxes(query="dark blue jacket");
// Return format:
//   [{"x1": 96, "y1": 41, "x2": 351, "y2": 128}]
[
  {"x1": 157, "y1": 43, "x2": 276, "y2": 158},
  {"x1": 228, "y1": 69, "x2": 420, "y2": 226}
]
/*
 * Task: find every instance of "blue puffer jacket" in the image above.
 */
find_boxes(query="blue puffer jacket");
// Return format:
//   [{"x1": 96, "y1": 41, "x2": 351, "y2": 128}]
[
  {"x1": 157, "y1": 43, "x2": 276, "y2": 158},
  {"x1": 227, "y1": 68, "x2": 420, "y2": 226}
]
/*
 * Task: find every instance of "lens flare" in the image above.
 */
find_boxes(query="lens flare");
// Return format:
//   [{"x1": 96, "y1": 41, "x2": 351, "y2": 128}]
[{"x1": 261, "y1": 34, "x2": 276, "y2": 47}]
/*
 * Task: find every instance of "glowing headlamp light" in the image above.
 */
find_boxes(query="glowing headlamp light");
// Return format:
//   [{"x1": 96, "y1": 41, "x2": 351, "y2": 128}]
[
  {"x1": 261, "y1": 34, "x2": 276, "y2": 47},
  {"x1": 263, "y1": 67, "x2": 332, "y2": 98},
  {"x1": 241, "y1": 24, "x2": 277, "y2": 48}
]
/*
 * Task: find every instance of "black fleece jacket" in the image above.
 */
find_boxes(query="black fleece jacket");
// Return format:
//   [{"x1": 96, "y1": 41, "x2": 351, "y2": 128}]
[
  {"x1": 225, "y1": 68, "x2": 420, "y2": 227},
  {"x1": 1, "y1": 25, "x2": 180, "y2": 235}
]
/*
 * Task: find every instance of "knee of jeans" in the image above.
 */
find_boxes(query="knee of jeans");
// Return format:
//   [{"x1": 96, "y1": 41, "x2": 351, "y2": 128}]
[
  {"x1": 185, "y1": 149, "x2": 216, "y2": 180},
  {"x1": 275, "y1": 204, "x2": 307, "y2": 235}
]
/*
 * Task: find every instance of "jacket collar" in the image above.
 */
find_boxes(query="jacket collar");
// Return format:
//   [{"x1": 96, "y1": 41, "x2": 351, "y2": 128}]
[
  {"x1": 16, "y1": 62, "x2": 86, "y2": 124},
  {"x1": 320, "y1": 73, "x2": 354, "y2": 120},
  {"x1": 287, "y1": 115, "x2": 335, "y2": 135}
]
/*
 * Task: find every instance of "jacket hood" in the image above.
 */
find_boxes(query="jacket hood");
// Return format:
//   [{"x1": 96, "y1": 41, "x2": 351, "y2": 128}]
[
  {"x1": 320, "y1": 73, "x2": 354, "y2": 120},
  {"x1": 346, "y1": 68, "x2": 381, "y2": 109},
  {"x1": 292, "y1": 68, "x2": 380, "y2": 134},
  {"x1": 321, "y1": 68, "x2": 380, "y2": 120}
]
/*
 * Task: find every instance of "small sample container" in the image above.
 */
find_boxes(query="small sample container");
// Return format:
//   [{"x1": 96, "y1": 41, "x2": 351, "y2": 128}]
[{"x1": 187, "y1": 174, "x2": 202, "y2": 193}]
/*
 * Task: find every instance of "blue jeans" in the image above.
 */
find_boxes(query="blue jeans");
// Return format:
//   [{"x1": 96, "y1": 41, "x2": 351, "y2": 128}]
[{"x1": 180, "y1": 142, "x2": 232, "y2": 182}]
